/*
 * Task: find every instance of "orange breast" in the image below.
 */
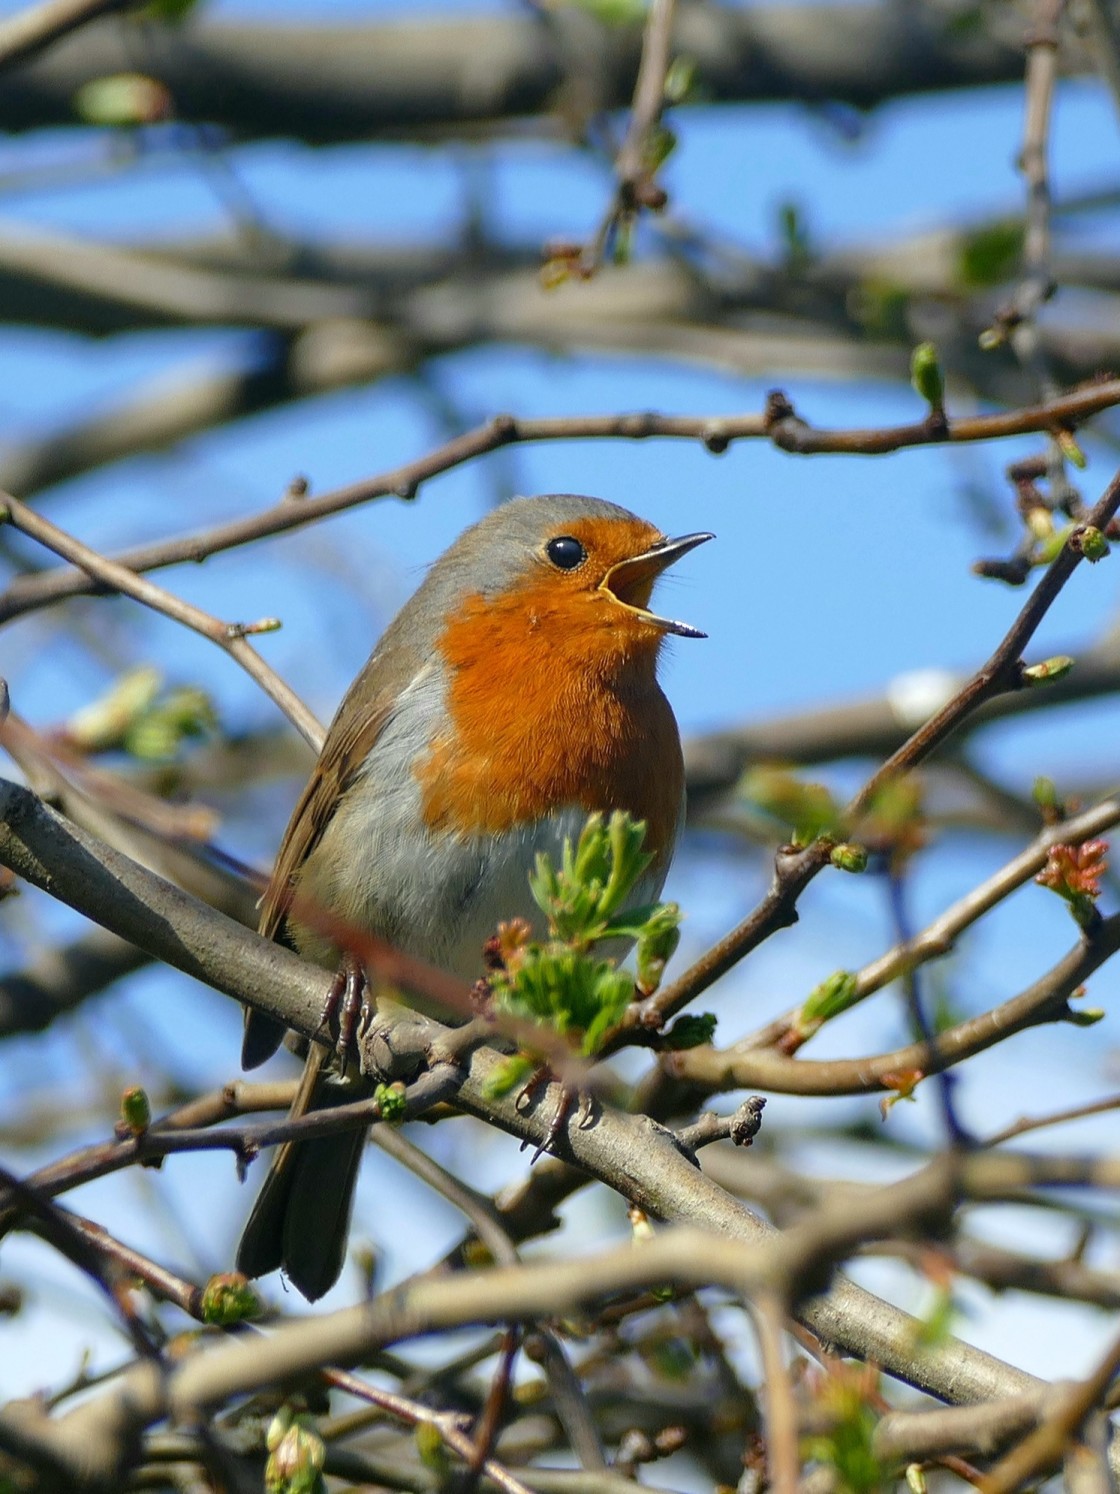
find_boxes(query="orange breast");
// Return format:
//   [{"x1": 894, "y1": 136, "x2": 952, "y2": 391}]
[{"x1": 416, "y1": 575, "x2": 684, "y2": 872}]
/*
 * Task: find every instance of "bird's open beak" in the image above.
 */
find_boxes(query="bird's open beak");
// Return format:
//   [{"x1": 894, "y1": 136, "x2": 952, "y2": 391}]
[{"x1": 600, "y1": 531, "x2": 714, "y2": 637}]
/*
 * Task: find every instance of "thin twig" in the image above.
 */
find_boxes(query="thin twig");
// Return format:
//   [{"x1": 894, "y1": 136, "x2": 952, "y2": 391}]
[
  {"x1": 981, "y1": 1325, "x2": 1120, "y2": 1494},
  {"x1": 0, "y1": 490, "x2": 323, "y2": 749},
  {"x1": 5, "y1": 381, "x2": 1120, "y2": 624},
  {"x1": 741, "y1": 793, "x2": 1120, "y2": 1055},
  {"x1": 752, "y1": 1293, "x2": 800, "y2": 1494},
  {"x1": 323, "y1": 1368, "x2": 536, "y2": 1494},
  {"x1": 983, "y1": 1090, "x2": 1120, "y2": 1147},
  {"x1": 667, "y1": 909, "x2": 1120, "y2": 1094},
  {"x1": 640, "y1": 462, "x2": 1120, "y2": 1029},
  {"x1": 1005, "y1": 0, "x2": 1064, "y2": 393},
  {"x1": 371, "y1": 1127, "x2": 519, "y2": 1267},
  {"x1": 582, "y1": 0, "x2": 678, "y2": 271},
  {"x1": 0, "y1": 1165, "x2": 161, "y2": 1360},
  {"x1": 0, "y1": 1068, "x2": 460, "y2": 1227},
  {"x1": 885, "y1": 865, "x2": 969, "y2": 1146}
]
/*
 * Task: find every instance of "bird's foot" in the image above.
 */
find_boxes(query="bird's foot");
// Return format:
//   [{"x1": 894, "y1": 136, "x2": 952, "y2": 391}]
[{"x1": 319, "y1": 949, "x2": 372, "y2": 1070}]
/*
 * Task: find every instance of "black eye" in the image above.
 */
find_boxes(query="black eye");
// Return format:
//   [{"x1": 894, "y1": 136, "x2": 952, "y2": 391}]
[{"x1": 545, "y1": 535, "x2": 587, "y2": 571}]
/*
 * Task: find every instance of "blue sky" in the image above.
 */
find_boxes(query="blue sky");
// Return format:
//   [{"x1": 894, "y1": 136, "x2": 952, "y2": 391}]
[{"x1": 1, "y1": 0, "x2": 1119, "y2": 1417}]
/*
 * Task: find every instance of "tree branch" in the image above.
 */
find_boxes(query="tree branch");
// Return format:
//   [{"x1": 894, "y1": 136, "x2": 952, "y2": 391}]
[
  {"x1": 0, "y1": 775, "x2": 1057, "y2": 1413},
  {"x1": 0, "y1": 6, "x2": 1049, "y2": 142},
  {"x1": 0, "y1": 0, "x2": 131, "y2": 72},
  {"x1": 6, "y1": 379, "x2": 1120, "y2": 623}
]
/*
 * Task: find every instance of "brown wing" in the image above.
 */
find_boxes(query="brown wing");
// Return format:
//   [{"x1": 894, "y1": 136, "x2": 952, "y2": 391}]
[
  {"x1": 257, "y1": 694, "x2": 392, "y2": 945},
  {"x1": 242, "y1": 663, "x2": 398, "y2": 1068}
]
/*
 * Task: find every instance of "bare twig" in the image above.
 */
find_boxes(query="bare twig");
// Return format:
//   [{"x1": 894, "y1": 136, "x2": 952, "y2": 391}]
[
  {"x1": 0, "y1": 1164, "x2": 161, "y2": 1361},
  {"x1": 667, "y1": 910, "x2": 1120, "y2": 1093},
  {"x1": 1003, "y1": 0, "x2": 1064, "y2": 390},
  {"x1": 370, "y1": 1126, "x2": 519, "y2": 1267},
  {"x1": 582, "y1": 0, "x2": 678, "y2": 272},
  {"x1": 983, "y1": 1090, "x2": 1120, "y2": 1147},
  {"x1": 0, "y1": 491, "x2": 323, "y2": 749},
  {"x1": 5, "y1": 381, "x2": 1120, "y2": 624},
  {"x1": 637, "y1": 460, "x2": 1120, "y2": 1030},
  {"x1": 325, "y1": 1368, "x2": 537, "y2": 1494},
  {"x1": 752, "y1": 1293, "x2": 800, "y2": 1494}
]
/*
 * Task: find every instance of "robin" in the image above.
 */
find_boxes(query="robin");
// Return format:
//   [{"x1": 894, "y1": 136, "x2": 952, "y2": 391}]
[{"x1": 237, "y1": 493, "x2": 711, "y2": 1299}]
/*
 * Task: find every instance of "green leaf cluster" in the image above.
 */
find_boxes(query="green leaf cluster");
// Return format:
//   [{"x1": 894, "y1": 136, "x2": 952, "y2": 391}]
[
  {"x1": 65, "y1": 666, "x2": 216, "y2": 760},
  {"x1": 265, "y1": 1409, "x2": 325, "y2": 1494},
  {"x1": 495, "y1": 940, "x2": 634, "y2": 1056},
  {"x1": 957, "y1": 219, "x2": 1023, "y2": 288},
  {"x1": 803, "y1": 1375, "x2": 884, "y2": 1494},
  {"x1": 492, "y1": 813, "x2": 682, "y2": 1057},
  {"x1": 530, "y1": 811, "x2": 651, "y2": 946}
]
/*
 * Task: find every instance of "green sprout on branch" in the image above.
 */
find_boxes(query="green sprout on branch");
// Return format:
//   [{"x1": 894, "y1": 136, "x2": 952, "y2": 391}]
[
  {"x1": 790, "y1": 969, "x2": 859, "y2": 1045},
  {"x1": 484, "y1": 813, "x2": 683, "y2": 1090}
]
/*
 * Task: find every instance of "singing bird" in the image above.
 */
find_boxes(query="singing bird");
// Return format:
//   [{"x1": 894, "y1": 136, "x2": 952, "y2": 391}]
[{"x1": 237, "y1": 494, "x2": 711, "y2": 1299}]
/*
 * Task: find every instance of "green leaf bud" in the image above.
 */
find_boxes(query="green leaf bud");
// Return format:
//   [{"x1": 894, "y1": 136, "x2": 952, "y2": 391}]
[
  {"x1": 200, "y1": 1272, "x2": 260, "y2": 1326},
  {"x1": 374, "y1": 1081, "x2": 408, "y2": 1123},
  {"x1": 1022, "y1": 655, "x2": 1074, "y2": 685},
  {"x1": 119, "y1": 1085, "x2": 151, "y2": 1136},
  {"x1": 1076, "y1": 525, "x2": 1110, "y2": 562},
  {"x1": 910, "y1": 341, "x2": 945, "y2": 412},
  {"x1": 830, "y1": 842, "x2": 869, "y2": 874}
]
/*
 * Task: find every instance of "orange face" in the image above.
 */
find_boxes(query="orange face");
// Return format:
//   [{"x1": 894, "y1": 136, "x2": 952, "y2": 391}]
[{"x1": 519, "y1": 513, "x2": 710, "y2": 648}]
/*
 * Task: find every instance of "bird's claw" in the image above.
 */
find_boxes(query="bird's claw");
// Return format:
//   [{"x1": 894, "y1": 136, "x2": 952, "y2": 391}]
[
  {"x1": 319, "y1": 950, "x2": 372, "y2": 1072},
  {"x1": 516, "y1": 1066, "x2": 595, "y2": 1162}
]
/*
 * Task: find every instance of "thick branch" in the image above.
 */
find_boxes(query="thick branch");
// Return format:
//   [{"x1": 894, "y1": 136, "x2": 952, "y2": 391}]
[
  {"x1": 0, "y1": 927, "x2": 148, "y2": 1038},
  {"x1": 1, "y1": 6, "x2": 1045, "y2": 142},
  {"x1": 0, "y1": 0, "x2": 131, "y2": 71},
  {"x1": 0, "y1": 776, "x2": 1049, "y2": 1411}
]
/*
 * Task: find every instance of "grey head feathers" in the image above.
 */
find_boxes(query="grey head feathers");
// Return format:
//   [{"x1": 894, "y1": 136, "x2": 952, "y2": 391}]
[
  {"x1": 370, "y1": 494, "x2": 642, "y2": 670},
  {"x1": 426, "y1": 494, "x2": 638, "y2": 604}
]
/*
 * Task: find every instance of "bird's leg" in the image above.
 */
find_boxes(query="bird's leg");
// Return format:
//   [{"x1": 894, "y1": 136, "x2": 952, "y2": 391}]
[{"x1": 318, "y1": 949, "x2": 371, "y2": 1068}]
